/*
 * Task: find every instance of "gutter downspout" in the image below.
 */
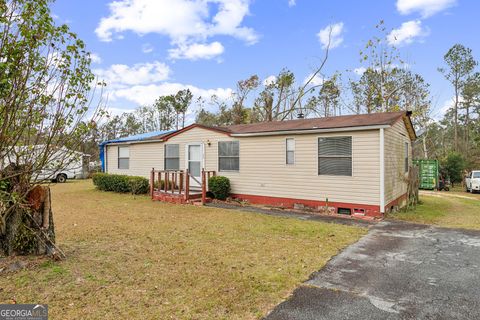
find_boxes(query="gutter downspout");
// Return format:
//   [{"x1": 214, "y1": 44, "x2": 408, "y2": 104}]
[{"x1": 380, "y1": 128, "x2": 385, "y2": 214}]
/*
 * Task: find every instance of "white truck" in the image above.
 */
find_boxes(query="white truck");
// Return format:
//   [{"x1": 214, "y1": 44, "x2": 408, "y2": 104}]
[
  {"x1": 465, "y1": 170, "x2": 480, "y2": 193},
  {"x1": 1, "y1": 146, "x2": 89, "y2": 183},
  {"x1": 37, "y1": 164, "x2": 84, "y2": 183}
]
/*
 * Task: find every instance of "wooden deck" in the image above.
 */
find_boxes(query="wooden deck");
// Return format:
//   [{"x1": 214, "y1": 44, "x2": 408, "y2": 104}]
[{"x1": 150, "y1": 169, "x2": 216, "y2": 205}]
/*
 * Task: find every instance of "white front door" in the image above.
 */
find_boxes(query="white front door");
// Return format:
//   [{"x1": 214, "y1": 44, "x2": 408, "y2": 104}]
[{"x1": 186, "y1": 143, "x2": 203, "y2": 188}]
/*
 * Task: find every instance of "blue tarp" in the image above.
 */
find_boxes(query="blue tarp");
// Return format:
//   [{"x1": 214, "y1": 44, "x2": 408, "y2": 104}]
[{"x1": 99, "y1": 130, "x2": 174, "y2": 172}]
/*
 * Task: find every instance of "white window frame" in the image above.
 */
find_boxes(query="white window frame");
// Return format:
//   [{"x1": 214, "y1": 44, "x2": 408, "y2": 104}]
[
  {"x1": 286, "y1": 138, "x2": 295, "y2": 165},
  {"x1": 317, "y1": 136, "x2": 353, "y2": 177},
  {"x1": 118, "y1": 146, "x2": 130, "y2": 169},
  {"x1": 218, "y1": 140, "x2": 240, "y2": 172},
  {"x1": 164, "y1": 144, "x2": 180, "y2": 170}
]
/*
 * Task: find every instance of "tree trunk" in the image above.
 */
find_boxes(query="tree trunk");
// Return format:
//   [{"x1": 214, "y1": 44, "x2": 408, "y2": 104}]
[
  {"x1": 454, "y1": 78, "x2": 459, "y2": 151},
  {"x1": 0, "y1": 186, "x2": 56, "y2": 256},
  {"x1": 422, "y1": 134, "x2": 428, "y2": 159},
  {"x1": 0, "y1": 164, "x2": 58, "y2": 257}
]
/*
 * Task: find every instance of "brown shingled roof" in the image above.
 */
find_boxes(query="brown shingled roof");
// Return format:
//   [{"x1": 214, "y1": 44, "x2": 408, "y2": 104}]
[
  {"x1": 223, "y1": 111, "x2": 407, "y2": 134},
  {"x1": 154, "y1": 111, "x2": 415, "y2": 142}
]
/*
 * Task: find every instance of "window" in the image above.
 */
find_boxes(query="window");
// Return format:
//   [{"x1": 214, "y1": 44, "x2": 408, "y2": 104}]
[
  {"x1": 219, "y1": 141, "x2": 239, "y2": 171},
  {"x1": 118, "y1": 146, "x2": 129, "y2": 169},
  {"x1": 318, "y1": 137, "x2": 352, "y2": 176},
  {"x1": 164, "y1": 144, "x2": 180, "y2": 170},
  {"x1": 404, "y1": 142, "x2": 409, "y2": 173},
  {"x1": 286, "y1": 138, "x2": 295, "y2": 165}
]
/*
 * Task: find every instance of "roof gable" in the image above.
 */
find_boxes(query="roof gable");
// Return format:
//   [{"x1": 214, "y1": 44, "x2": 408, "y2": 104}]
[{"x1": 156, "y1": 124, "x2": 231, "y2": 141}]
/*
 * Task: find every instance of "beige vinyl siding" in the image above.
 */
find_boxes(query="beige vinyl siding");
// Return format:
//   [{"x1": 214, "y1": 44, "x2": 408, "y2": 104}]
[
  {"x1": 165, "y1": 127, "x2": 236, "y2": 172},
  {"x1": 106, "y1": 142, "x2": 164, "y2": 178},
  {"x1": 227, "y1": 130, "x2": 380, "y2": 205},
  {"x1": 384, "y1": 119, "x2": 412, "y2": 205},
  {"x1": 105, "y1": 126, "x2": 382, "y2": 206}
]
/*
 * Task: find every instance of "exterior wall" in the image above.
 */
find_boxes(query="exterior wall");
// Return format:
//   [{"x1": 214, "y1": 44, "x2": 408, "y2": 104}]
[
  {"x1": 164, "y1": 127, "x2": 237, "y2": 172},
  {"x1": 384, "y1": 118, "x2": 412, "y2": 210},
  {"x1": 105, "y1": 126, "x2": 383, "y2": 213},
  {"x1": 106, "y1": 142, "x2": 164, "y2": 178},
  {"x1": 228, "y1": 130, "x2": 381, "y2": 207}
]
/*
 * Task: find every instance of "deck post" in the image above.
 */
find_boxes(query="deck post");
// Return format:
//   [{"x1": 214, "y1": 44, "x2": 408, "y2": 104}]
[
  {"x1": 185, "y1": 169, "x2": 190, "y2": 201},
  {"x1": 150, "y1": 168, "x2": 155, "y2": 199},
  {"x1": 201, "y1": 169, "x2": 206, "y2": 205}
]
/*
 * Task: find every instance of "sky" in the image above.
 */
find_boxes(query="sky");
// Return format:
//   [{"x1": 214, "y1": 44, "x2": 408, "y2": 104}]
[{"x1": 51, "y1": 0, "x2": 480, "y2": 122}]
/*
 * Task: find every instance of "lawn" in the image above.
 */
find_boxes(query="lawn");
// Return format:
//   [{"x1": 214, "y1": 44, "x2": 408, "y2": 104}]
[
  {"x1": 390, "y1": 191, "x2": 480, "y2": 230},
  {"x1": 0, "y1": 180, "x2": 366, "y2": 320}
]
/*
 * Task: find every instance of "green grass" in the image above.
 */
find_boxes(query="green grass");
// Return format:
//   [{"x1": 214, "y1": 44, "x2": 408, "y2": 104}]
[
  {"x1": 391, "y1": 193, "x2": 480, "y2": 230},
  {"x1": 0, "y1": 180, "x2": 366, "y2": 320}
]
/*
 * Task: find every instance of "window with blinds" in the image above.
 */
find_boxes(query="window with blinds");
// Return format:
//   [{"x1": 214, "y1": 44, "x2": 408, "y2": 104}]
[
  {"x1": 286, "y1": 138, "x2": 295, "y2": 165},
  {"x1": 218, "y1": 141, "x2": 239, "y2": 171},
  {"x1": 318, "y1": 137, "x2": 352, "y2": 176},
  {"x1": 164, "y1": 144, "x2": 180, "y2": 170},
  {"x1": 118, "y1": 146, "x2": 130, "y2": 169}
]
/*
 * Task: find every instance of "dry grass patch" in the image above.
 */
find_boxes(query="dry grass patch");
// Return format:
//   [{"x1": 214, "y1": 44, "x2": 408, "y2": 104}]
[
  {"x1": 391, "y1": 193, "x2": 480, "y2": 230},
  {"x1": 0, "y1": 180, "x2": 366, "y2": 319}
]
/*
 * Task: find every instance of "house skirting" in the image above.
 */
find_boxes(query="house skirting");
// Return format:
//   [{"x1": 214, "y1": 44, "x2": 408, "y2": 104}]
[
  {"x1": 230, "y1": 193, "x2": 383, "y2": 217},
  {"x1": 385, "y1": 193, "x2": 408, "y2": 213}
]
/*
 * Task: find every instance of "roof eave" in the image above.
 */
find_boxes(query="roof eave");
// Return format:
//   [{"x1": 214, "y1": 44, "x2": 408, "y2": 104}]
[{"x1": 230, "y1": 124, "x2": 391, "y2": 137}]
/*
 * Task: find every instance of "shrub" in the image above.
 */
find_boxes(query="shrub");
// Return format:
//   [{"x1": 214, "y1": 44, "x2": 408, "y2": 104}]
[
  {"x1": 208, "y1": 176, "x2": 230, "y2": 200},
  {"x1": 153, "y1": 180, "x2": 177, "y2": 190},
  {"x1": 92, "y1": 173, "x2": 149, "y2": 194},
  {"x1": 128, "y1": 176, "x2": 150, "y2": 195}
]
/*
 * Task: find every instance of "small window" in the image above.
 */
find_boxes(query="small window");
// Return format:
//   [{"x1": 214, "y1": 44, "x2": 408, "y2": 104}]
[
  {"x1": 219, "y1": 141, "x2": 239, "y2": 171},
  {"x1": 286, "y1": 138, "x2": 295, "y2": 165},
  {"x1": 118, "y1": 146, "x2": 129, "y2": 169},
  {"x1": 404, "y1": 142, "x2": 409, "y2": 173},
  {"x1": 164, "y1": 144, "x2": 180, "y2": 170},
  {"x1": 318, "y1": 137, "x2": 352, "y2": 176}
]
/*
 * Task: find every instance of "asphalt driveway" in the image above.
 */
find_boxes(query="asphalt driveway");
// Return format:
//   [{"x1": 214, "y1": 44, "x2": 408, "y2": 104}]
[{"x1": 265, "y1": 221, "x2": 480, "y2": 320}]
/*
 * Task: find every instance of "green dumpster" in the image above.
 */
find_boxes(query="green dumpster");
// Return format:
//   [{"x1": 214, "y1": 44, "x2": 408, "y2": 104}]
[{"x1": 413, "y1": 159, "x2": 439, "y2": 190}]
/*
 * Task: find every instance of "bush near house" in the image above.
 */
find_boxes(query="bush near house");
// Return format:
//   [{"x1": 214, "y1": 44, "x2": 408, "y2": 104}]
[
  {"x1": 208, "y1": 176, "x2": 231, "y2": 200},
  {"x1": 153, "y1": 180, "x2": 177, "y2": 190},
  {"x1": 92, "y1": 173, "x2": 149, "y2": 194}
]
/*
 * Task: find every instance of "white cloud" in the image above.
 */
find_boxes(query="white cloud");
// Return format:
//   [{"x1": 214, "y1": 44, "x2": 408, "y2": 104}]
[
  {"x1": 396, "y1": 0, "x2": 456, "y2": 18},
  {"x1": 387, "y1": 20, "x2": 429, "y2": 46},
  {"x1": 111, "y1": 83, "x2": 233, "y2": 106},
  {"x1": 317, "y1": 22, "x2": 344, "y2": 49},
  {"x1": 263, "y1": 75, "x2": 277, "y2": 86},
  {"x1": 353, "y1": 67, "x2": 367, "y2": 76},
  {"x1": 142, "y1": 43, "x2": 154, "y2": 53},
  {"x1": 435, "y1": 96, "x2": 463, "y2": 120},
  {"x1": 94, "y1": 61, "x2": 171, "y2": 87},
  {"x1": 288, "y1": 0, "x2": 296, "y2": 7},
  {"x1": 304, "y1": 73, "x2": 324, "y2": 86},
  {"x1": 95, "y1": 0, "x2": 258, "y2": 59},
  {"x1": 168, "y1": 42, "x2": 224, "y2": 60},
  {"x1": 89, "y1": 53, "x2": 102, "y2": 64}
]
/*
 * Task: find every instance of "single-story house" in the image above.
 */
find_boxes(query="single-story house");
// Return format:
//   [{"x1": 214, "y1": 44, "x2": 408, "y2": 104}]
[{"x1": 100, "y1": 111, "x2": 416, "y2": 217}]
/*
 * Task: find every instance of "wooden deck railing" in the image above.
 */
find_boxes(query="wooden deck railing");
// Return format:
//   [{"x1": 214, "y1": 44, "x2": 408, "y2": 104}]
[{"x1": 150, "y1": 168, "x2": 216, "y2": 204}]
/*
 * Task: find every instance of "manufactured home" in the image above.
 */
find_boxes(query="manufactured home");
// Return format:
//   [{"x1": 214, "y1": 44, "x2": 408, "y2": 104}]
[{"x1": 100, "y1": 111, "x2": 416, "y2": 217}]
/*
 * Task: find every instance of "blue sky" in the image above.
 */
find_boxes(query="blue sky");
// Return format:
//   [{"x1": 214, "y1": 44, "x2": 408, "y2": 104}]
[{"x1": 52, "y1": 0, "x2": 479, "y2": 121}]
